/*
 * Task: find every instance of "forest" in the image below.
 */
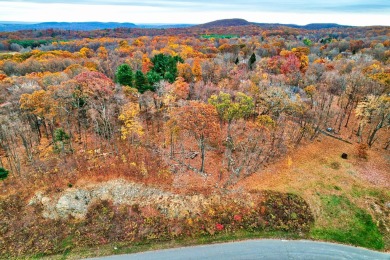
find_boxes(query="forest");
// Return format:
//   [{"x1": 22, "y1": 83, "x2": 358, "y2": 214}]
[{"x1": 0, "y1": 23, "x2": 389, "y2": 258}]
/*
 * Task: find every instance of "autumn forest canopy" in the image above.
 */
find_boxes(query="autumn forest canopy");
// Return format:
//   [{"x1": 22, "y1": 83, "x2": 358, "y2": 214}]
[{"x1": 0, "y1": 23, "x2": 389, "y2": 258}]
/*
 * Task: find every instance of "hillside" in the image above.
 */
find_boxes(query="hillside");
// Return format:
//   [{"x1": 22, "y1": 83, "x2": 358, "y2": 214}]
[
  {"x1": 0, "y1": 22, "x2": 389, "y2": 259},
  {"x1": 301, "y1": 23, "x2": 351, "y2": 29},
  {"x1": 195, "y1": 18, "x2": 252, "y2": 28},
  {"x1": 239, "y1": 136, "x2": 390, "y2": 250},
  {"x1": 195, "y1": 19, "x2": 350, "y2": 30},
  {"x1": 254, "y1": 22, "x2": 350, "y2": 29}
]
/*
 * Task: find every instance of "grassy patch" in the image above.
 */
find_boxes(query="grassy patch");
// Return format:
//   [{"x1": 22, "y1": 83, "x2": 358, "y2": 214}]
[
  {"x1": 351, "y1": 185, "x2": 386, "y2": 200},
  {"x1": 46, "y1": 230, "x2": 302, "y2": 259},
  {"x1": 201, "y1": 34, "x2": 239, "y2": 39},
  {"x1": 310, "y1": 195, "x2": 384, "y2": 250}
]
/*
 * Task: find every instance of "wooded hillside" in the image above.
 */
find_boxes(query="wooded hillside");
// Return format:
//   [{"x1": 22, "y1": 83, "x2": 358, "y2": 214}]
[{"x1": 0, "y1": 24, "x2": 389, "y2": 258}]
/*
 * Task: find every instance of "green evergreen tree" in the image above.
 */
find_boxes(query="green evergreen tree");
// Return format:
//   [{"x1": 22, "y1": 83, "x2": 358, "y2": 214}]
[
  {"x1": 150, "y1": 54, "x2": 183, "y2": 83},
  {"x1": 164, "y1": 71, "x2": 175, "y2": 83},
  {"x1": 115, "y1": 64, "x2": 133, "y2": 86},
  {"x1": 146, "y1": 71, "x2": 162, "y2": 91},
  {"x1": 0, "y1": 167, "x2": 9, "y2": 181},
  {"x1": 53, "y1": 128, "x2": 70, "y2": 154},
  {"x1": 249, "y1": 53, "x2": 256, "y2": 70},
  {"x1": 134, "y1": 70, "x2": 150, "y2": 93},
  {"x1": 303, "y1": 38, "x2": 313, "y2": 46}
]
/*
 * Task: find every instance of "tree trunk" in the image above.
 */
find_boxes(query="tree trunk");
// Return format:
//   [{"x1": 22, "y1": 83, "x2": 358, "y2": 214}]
[
  {"x1": 344, "y1": 99, "x2": 357, "y2": 128},
  {"x1": 384, "y1": 138, "x2": 390, "y2": 150},
  {"x1": 367, "y1": 115, "x2": 384, "y2": 147},
  {"x1": 357, "y1": 123, "x2": 364, "y2": 143},
  {"x1": 199, "y1": 137, "x2": 205, "y2": 173},
  {"x1": 226, "y1": 122, "x2": 234, "y2": 171},
  {"x1": 170, "y1": 131, "x2": 174, "y2": 158}
]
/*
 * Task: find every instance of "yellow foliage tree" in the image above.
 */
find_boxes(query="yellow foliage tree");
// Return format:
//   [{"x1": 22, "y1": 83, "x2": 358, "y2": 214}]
[
  {"x1": 304, "y1": 85, "x2": 316, "y2": 108},
  {"x1": 79, "y1": 47, "x2": 94, "y2": 58},
  {"x1": 20, "y1": 90, "x2": 56, "y2": 120},
  {"x1": 97, "y1": 46, "x2": 108, "y2": 59},
  {"x1": 355, "y1": 95, "x2": 390, "y2": 146},
  {"x1": 118, "y1": 102, "x2": 143, "y2": 144},
  {"x1": 292, "y1": 47, "x2": 310, "y2": 73}
]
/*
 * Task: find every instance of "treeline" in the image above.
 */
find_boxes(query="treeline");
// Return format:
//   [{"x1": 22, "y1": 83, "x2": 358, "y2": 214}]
[{"x1": 1, "y1": 25, "x2": 389, "y2": 50}]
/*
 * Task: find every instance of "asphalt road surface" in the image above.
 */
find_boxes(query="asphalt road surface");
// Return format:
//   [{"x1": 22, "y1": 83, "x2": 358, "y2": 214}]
[{"x1": 91, "y1": 239, "x2": 390, "y2": 260}]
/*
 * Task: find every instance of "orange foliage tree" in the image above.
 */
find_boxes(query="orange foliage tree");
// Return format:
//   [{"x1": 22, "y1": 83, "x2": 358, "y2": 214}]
[
  {"x1": 173, "y1": 101, "x2": 220, "y2": 173},
  {"x1": 177, "y1": 63, "x2": 193, "y2": 82},
  {"x1": 171, "y1": 77, "x2": 190, "y2": 101},
  {"x1": 192, "y1": 58, "x2": 202, "y2": 82}
]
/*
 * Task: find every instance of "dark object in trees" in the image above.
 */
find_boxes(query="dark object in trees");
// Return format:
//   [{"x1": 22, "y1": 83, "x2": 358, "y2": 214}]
[
  {"x1": 341, "y1": 153, "x2": 348, "y2": 159},
  {"x1": 189, "y1": 152, "x2": 198, "y2": 159},
  {"x1": 0, "y1": 167, "x2": 9, "y2": 180}
]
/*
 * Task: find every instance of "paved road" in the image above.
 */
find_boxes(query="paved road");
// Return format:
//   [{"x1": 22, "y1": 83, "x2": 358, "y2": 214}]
[{"x1": 91, "y1": 239, "x2": 390, "y2": 260}]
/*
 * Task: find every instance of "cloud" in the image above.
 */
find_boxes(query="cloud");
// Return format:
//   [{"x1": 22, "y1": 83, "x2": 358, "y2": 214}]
[
  {"x1": 1, "y1": 0, "x2": 389, "y2": 13},
  {"x1": 0, "y1": 0, "x2": 389, "y2": 25}
]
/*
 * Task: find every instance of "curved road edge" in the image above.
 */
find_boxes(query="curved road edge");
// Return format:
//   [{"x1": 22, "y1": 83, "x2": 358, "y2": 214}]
[{"x1": 89, "y1": 239, "x2": 390, "y2": 260}]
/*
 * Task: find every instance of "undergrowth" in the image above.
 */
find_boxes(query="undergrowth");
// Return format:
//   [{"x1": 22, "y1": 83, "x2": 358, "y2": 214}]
[{"x1": 0, "y1": 191, "x2": 314, "y2": 259}]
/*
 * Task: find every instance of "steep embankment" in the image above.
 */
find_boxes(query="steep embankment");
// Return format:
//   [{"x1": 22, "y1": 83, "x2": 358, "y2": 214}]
[{"x1": 0, "y1": 180, "x2": 313, "y2": 258}]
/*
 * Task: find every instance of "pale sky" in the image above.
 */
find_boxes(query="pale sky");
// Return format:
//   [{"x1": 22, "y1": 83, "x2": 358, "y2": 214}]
[{"x1": 0, "y1": 0, "x2": 389, "y2": 26}]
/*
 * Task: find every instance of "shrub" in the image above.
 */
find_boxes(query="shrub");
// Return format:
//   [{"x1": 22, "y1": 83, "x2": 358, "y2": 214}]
[
  {"x1": 0, "y1": 167, "x2": 9, "y2": 180},
  {"x1": 356, "y1": 144, "x2": 368, "y2": 159},
  {"x1": 330, "y1": 161, "x2": 341, "y2": 170}
]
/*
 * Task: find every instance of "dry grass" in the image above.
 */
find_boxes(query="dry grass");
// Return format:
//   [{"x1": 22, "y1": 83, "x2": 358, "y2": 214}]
[{"x1": 237, "y1": 135, "x2": 390, "y2": 250}]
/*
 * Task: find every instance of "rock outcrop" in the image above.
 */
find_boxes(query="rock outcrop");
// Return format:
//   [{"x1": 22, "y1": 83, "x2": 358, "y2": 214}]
[{"x1": 28, "y1": 179, "x2": 236, "y2": 220}]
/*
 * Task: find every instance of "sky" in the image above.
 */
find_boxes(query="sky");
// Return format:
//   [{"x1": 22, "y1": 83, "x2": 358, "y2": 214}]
[{"x1": 0, "y1": 0, "x2": 389, "y2": 26}]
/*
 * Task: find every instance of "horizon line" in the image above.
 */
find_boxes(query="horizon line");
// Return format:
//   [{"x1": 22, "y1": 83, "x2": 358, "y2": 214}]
[{"x1": 1, "y1": 18, "x2": 390, "y2": 27}]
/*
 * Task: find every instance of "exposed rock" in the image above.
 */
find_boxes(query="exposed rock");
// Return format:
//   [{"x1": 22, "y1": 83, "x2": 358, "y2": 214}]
[
  {"x1": 56, "y1": 189, "x2": 91, "y2": 219},
  {"x1": 28, "y1": 191, "x2": 43, "y2": 206},
  {"x1": 28, "y1": 179, "x2": 231, "y2": 220},
  {"x1": 28, "y1": 191, "x2": 59, "y2": 219}
]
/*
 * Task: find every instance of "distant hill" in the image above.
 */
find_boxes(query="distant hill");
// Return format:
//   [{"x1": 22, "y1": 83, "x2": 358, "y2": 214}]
[
  {"x1": 254, "y1": 23, "x2": 350, "y2": 30},
  {"x1": 196, "y1": 19, "x2": 351, "y2": 30},
  {"x1": 0, "y1": 22, "x2": 196, "y2": 32},
  {"x1": 0, "y1": 22, "x2": 137, "y2": 32},
  {"x1": 195, "y1": 19, "x2": 251, "y2": 29},
  {"x1": 301, "y1": 23, "x2": 351, "y2": 30}
]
